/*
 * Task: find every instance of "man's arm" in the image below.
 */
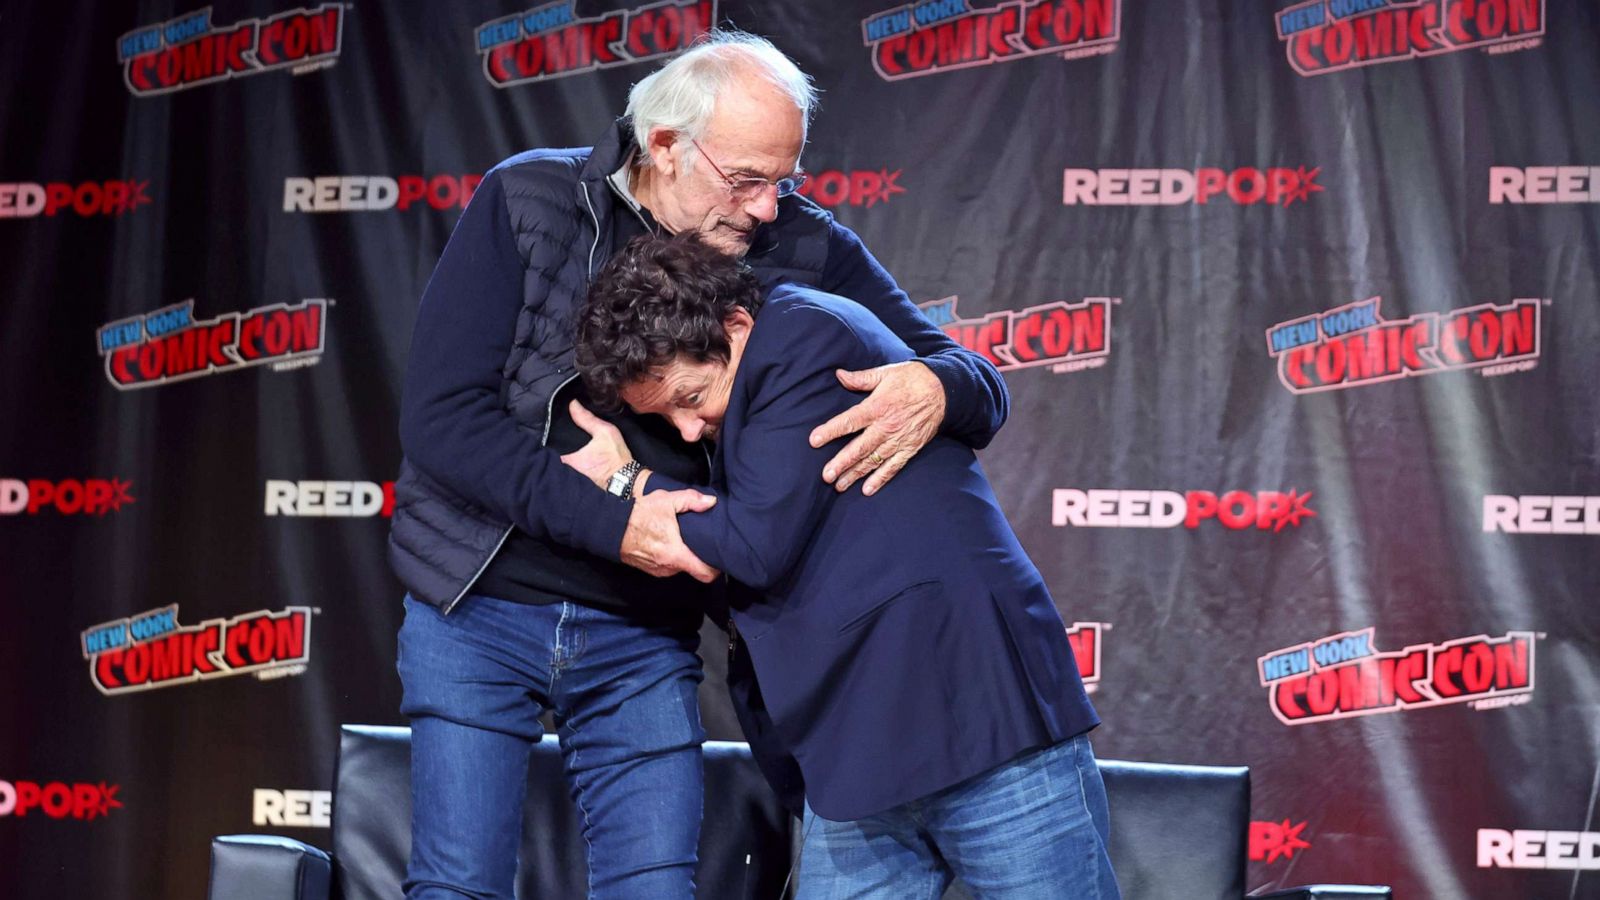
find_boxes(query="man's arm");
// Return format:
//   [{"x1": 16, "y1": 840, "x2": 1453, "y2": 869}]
[
  {"x1": 399, "y1": 167, "x2": 712, "y2": 577},
  {"x1": 811, "y1": 222, "x2": 1010, "y2": 493},
  {"x1": 675, "y1": 305, "x2": 866, "y2": 590},
  {"x1": 821, "y1": 222, "x2": 1010, "y2": 445}
]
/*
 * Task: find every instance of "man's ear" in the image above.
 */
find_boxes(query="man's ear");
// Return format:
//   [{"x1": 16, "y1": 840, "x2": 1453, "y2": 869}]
[
  {"x1": 646, "y1": 127, "x2": 680, "y2": 176},
  {"x1": 724, "y1": 307, "x2": 755, "y2": 345}
]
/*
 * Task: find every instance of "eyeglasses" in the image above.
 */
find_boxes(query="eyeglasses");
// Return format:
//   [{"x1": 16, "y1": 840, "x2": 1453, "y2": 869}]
[{"x1": 690, "y1": 138, "x2": 807, "y2": 200}]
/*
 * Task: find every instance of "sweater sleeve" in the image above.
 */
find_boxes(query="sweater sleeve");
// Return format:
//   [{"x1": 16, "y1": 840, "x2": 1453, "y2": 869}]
[
  {"x1": 820, "y1": 221, "x2": 1010, "y2": 449},
  {"x1": 675, "y1": 305, "x2": 866, "y2": 590},
  {"x1": 397, "y1": 168, "x2": 631, "y2": 559}
]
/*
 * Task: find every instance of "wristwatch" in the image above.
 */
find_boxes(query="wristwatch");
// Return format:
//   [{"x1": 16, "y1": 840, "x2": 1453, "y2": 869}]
[{"x1": 605, "y1": 460, "x2": 643, "y2": 501}]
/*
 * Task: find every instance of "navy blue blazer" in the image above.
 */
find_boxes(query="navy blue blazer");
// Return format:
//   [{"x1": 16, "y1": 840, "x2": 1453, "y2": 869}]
[{"x1": 676, "y1": 285, "x2": 1098, "y2": 821}]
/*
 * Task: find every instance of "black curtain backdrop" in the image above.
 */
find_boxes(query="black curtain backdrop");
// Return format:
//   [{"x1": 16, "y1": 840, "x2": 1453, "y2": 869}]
[{"x1": 2, "y1": 1, "x2": 1597, "y2": 897}]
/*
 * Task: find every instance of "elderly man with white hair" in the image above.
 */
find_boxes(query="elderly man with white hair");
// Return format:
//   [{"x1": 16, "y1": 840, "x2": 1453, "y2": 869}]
[{"x1": 388, "y1": 31, "x2": 1008, "y2": 899}]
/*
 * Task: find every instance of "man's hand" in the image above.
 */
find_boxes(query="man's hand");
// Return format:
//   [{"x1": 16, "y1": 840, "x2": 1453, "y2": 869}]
[
  {"x1": 809, "y1": 360, "x2": 945, "y2": 496},
  {"x1": 620, "y1": 488, "x2": 721, "y2": 582},
  {"x1": 560, "y1": 400, "x2": 633, "y2": 488}
]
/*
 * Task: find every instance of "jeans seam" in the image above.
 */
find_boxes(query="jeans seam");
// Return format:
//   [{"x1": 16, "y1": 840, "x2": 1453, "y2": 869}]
[
  {"x1": 1070, "y1": 738, "x2": 1103, "y2": 900},
  {"x1": 567, "y1": 727, "x2": 599, "y2": 896},
  {"x1": 548, "y1": 602, "x2": 573, "y2": 697}
]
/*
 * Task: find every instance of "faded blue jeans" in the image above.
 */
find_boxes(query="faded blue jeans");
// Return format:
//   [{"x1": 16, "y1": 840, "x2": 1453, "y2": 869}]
[
  {"x1": 797, "y1": 734, "x2": 1120, "y2": 900},
  {"x1": 397, "y1": 593, "x2": 705, "y2": 899}
]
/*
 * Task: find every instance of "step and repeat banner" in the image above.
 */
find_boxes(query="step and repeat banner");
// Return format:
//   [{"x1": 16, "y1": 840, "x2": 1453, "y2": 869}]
[{"x1": 2, "y1": 0, "x2": 1597, "y2": 897}]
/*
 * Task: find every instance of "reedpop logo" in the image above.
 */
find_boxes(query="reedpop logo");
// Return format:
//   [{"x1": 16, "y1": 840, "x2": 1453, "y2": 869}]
[
  {"x1": 0, "y1": 781, "x2": 122, "y2": 820},
  {"x1": 0, "y1": 479, "x2": 134, "y2": 515}
]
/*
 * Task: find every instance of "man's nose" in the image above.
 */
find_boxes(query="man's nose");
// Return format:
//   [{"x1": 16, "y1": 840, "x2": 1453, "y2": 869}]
[
  {"x1": 678, "y1": 416, "x2": 705, "y2": 442},
  {"x1": 743, "y1": 185, "x2": 780, "y2": 223}
]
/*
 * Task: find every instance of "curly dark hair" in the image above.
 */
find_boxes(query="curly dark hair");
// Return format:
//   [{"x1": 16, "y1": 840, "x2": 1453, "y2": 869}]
[{"x1": 576, "y1": 232, "x2": 764, "y2": 411}]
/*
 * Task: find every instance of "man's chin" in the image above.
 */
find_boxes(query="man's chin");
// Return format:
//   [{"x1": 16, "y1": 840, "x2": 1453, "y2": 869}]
[{"x1": 702, "y1": 228, "x2": 753, "y2": 256}]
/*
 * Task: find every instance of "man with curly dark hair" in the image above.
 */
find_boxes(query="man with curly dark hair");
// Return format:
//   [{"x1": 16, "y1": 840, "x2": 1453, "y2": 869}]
[
  {"x1": 390, "y1": 33, "x2": 1011, "y2": 899},
  {"x1": 565, "y1": 233, "x2": 1119, "y2": 899}
]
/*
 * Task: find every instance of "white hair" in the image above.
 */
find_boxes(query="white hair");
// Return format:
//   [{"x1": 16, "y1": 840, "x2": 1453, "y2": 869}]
[{"x1": 626, "y1": 31, "x2": 818, "y2": 169}]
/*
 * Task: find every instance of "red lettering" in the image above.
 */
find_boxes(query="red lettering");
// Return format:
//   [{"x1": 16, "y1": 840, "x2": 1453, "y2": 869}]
[
  {"x1": 43, "y1": 782, "x2": 74, "y2": 817},
  {"x1": 1227, "y1": 168, "x2": 1267, "y2": 204},
  {"x1": 96, "y1": 651, "x2": 124, "y2": 689},
  {"x1": 275, "y1": 612, "x2": 307, "y2": 659},
  {"x1": 16, "y1": 782, "x2": 40, "y2": 816},
  {"x1": 26, "y1": 479, "x2": 54, "y2": 514},
  {"x1": 45, "y1": 182, "x2": 73, "y2": 215},
  {"x1": 72, "y1": 783, "x2": 100, "y2": 819},
  {"x1": 85, "y1": 479, "x2": 113, "y2": 514},
  {"x1": 1184, "y1": 490, "x2": 1218, "y2": 527},
  {"x1": 1067, "y1": 626, "x2": 1097, "y2": 679},
  {"x1": 1256, "y1": 492, "x2": 1288, "y2": 529},
  {"x1": 398, "y1": 176, "x2": 426, "y2": 210},
  {"x1": 945, "y1": 318, "x2": 1007, "y2": 367},
  {"x1": 1314, "y1": 338, "x2": 1346, "y2": 383},
  {"x1": 122, "y1": 641, "x2": 150, "y2": 685},
  {"x1": 876, "y1": 37, "x2": 906, "y2": 77},
  {"x1": 54, "y1": 479, "x2": 83, "y2": 514},
  {"x1": 1217, "y1": 491, "x2": 1255, "y2": 529},
  {"x1": 1274, "y1": 679, "x2": 1308, "y2": 719},
  {"x1": 1071, "y1": 304, "x2": 1105, "y2": 353},
  {"x1": 849, "y1": 171, "x2": 882, "y2": 206},
  {"x1": 227, "y1": 27, "x2": 254, "y2": 73},
  {"x1": 249, "y1": 618, "x2": 274, "y2": 662},
  {"x1": 1305, "y1": 668, "x2": 1339, "y2": 715},
  {"x1": 194, "y1": 626, "x2": 221, "y2": 673},
  {"x1": 225, "y1": 618, "x2": 256, "y2": 668},
  {"x1": 428, "y1": 175, "x2": 460, "y2": 210}
]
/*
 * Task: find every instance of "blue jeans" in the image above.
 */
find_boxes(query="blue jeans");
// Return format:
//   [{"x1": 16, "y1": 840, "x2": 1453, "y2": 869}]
[
  {"x1": 397, "y1": 594, "x2": 706, "y2": 900},
  {"x1": 797, "y1": 734, "x2": 1120, "y2": 900}
]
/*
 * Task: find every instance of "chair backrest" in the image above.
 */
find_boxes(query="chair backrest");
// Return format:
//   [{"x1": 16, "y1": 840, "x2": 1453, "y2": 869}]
[
  {"x1": 329, "y1": 727, "x2": 1245, "y2": 900},
  {"x1": 1101, "y1": 759, "x2": 1249, "y2": 900},
  {"x1": 328, "y1": 725, "x2": 794, "y2": 900},
  {"x1": 938, "y1": 758, "x2": 1250, "y2": 900}
]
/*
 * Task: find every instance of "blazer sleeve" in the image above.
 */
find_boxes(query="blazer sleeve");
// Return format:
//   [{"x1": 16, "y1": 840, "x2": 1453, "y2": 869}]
[
  {"x1": 821, "y1": 221, "x2": 1010, "y2": 449},
  {"x1": 397, "y1": 168, "x2": 632, "y2": 559},
  {"x1": 675, "y1": 304, "x2": 869, "y2": 591}
]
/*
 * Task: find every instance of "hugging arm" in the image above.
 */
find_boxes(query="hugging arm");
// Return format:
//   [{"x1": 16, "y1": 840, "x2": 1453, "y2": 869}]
[
  {"x1": 676, "y1": 307, "x2": 867, "y2": 589},
  {"x1": 812, "y1": 225, "x2": 1010, "y2": 492}
]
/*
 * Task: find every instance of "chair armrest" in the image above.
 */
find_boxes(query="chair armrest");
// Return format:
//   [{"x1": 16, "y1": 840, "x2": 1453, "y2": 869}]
[
  {"x1": 208, "y1": 835, "x2": 332, "y2": 900},
  {"x1": 1252, "y1": 885, "x2": 1392, "y2": 900}
]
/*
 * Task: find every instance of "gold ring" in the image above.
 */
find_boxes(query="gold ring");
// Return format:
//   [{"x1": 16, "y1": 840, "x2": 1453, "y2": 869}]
[{"x1": 867, "y1": 452, "x2": 885, "y2": 466}]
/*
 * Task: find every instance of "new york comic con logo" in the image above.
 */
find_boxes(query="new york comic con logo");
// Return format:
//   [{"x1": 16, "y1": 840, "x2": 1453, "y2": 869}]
[
  {"x1": 1275, "y1": 0, "x2": 1544, "y2": 77},
  {"x1": 919, "y1": 296, "x2": 1111, "y2": 373},
  {"x1": 118, "y1": 5, "x2": 346, "y2": 97},
  {"x1": 82, "y1": 604, "x2": 314, "y2": 696},
  {"x1": 1259, "y1": 627, "x2": 1536, "y2": 725},
  {"x1": 862, "y1": 0, "x2": 1120, "y2": 81},
  {"x1": 97, "y1": 299, "x2": 327, "y2": 390},
  {"x1": 1067, "y1": 622, "x2": 1105, "y2": 693},
  {"x1": 475, "y1": 0, "x2": 714, "y2": 87},
  {"x1": 1266, "y1": 296, "x2": 1543, "y2": 394}
]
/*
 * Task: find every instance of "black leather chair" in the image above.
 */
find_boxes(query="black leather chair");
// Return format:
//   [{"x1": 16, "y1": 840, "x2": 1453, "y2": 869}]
[{"x1": 208, "y1": 726, "x2": 1390, "y2": 900}]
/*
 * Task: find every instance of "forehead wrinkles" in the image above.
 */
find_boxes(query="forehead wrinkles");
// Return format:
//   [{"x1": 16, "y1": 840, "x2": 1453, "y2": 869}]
[
  {"x1": 703, "y1": 82, "x2": 803, "y2": 177},
  {"x1": 628, "y1": 367, "x2": 699, "y2": 408}
]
